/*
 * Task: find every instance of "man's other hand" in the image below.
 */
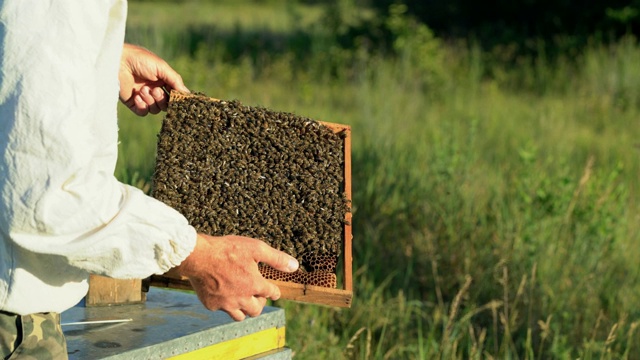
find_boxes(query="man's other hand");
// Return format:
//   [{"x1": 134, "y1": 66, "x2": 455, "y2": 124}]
[{"x1": 118, "y1": 43, "x2": 190, "y2": 116}]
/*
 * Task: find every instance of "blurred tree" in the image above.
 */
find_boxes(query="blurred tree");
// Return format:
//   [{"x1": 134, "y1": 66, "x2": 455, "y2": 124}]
[{"x1": 366, "y1": 0, "x2": 640, "y2": 46}]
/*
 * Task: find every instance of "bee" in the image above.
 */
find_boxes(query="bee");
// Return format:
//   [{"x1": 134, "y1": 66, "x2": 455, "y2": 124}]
[{"x1": 152, "y1": 94, "x2": 351, "y2": 280}]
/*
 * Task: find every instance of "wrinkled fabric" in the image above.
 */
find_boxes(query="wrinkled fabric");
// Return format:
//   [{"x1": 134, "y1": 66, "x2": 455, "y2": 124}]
[
  {"x1": 0, "y1": 310, "x2": 68, "y2": 360},
  {"x1": 0, "y1": 0, "x2": 197, "y2": 315}
]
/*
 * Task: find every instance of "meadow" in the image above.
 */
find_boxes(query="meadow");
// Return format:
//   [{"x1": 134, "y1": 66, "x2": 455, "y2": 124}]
[{"x1": 119, "y1": 1, "x2": 640, "y2": 358}]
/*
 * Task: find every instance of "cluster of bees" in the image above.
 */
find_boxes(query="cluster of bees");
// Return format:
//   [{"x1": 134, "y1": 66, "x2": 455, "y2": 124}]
[{"x1": 152, "y1": 93, "x2": 350, "y2": 286}]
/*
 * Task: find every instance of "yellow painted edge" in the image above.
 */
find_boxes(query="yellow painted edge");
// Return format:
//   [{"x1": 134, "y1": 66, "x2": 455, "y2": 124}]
[{"x1": 168, "y1": 326, "x2": 286, "y2": 360}]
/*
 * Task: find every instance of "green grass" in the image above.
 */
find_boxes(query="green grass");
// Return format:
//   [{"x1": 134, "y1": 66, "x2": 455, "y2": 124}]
[
  {"x1": 127, "y1": 0, "x2": 323, "y2": 32},
  {"x1": 119, "y1": 1, "x2": 640, "y2": 358}
]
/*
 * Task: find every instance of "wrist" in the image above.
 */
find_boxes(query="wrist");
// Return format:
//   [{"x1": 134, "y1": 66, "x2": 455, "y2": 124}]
[{"x1": 176, "y1": 234, "x2": 207, "y2": 278}]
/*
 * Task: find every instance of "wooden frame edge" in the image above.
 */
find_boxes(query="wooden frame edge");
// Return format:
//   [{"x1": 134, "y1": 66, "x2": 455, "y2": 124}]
[
  {"x1": 148, "y1": 275, "x2": 352, "y2": 309},
  {"x1": 318, "y1": 121, "x2": 353, "y2": 296},
  {"x1": 150, "y1": 94, "x2": 354, "y2": 308},
  {"x1": 270, "y1": 280, "x2": 352, "y2": 308}
]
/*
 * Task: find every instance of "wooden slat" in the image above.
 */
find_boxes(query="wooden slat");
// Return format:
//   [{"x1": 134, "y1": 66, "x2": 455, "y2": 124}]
[
  {"x1": 340, "y1": 124, "x2": 353, "y2": 294},
  {"x1": 271, "y1": 280, "x2": 352, "y2": 308},
  {"x1": 86, "y1": 275, "x2": 144, "y2": 306}
]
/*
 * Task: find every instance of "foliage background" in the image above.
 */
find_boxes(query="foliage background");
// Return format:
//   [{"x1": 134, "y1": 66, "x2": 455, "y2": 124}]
[{"x1": 119, "y1": 1, "x2": 640, "y2": 358}]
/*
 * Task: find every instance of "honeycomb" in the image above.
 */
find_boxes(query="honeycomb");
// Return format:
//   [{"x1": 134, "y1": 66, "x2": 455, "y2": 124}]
[
  {"x1": 258, "y1": 265, "x2": 337, "y2": 288},
  {"x1": 258, "y1": 253, "x2": 338, "y2": 287},
  {"x1": 152, "y1": 92, "x2": 350, "y2": 288}
]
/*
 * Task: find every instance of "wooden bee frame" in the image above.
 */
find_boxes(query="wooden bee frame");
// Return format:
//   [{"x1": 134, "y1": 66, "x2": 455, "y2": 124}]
[{"x1": 149, "y1": 91, "x2": 353, "y2": 308}]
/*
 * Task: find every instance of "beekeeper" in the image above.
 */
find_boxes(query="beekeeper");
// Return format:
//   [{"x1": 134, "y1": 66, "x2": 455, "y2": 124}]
[{"x1": 0, "y1": 1, "x2": 299, "y2": 358}]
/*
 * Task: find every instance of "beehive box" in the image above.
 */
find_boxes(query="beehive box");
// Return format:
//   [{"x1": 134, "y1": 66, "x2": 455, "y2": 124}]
[{"x1": 149, "y1": 91, "x2": 353, "y2": 308}]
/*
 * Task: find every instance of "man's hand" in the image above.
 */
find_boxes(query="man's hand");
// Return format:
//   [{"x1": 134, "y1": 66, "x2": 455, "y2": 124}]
[
  {"x1": 118, "y1": 43, "x2": 190, "y2": 116},
  {"x1": 176, "y1": 234, "x2": 299, "y2": 321}
]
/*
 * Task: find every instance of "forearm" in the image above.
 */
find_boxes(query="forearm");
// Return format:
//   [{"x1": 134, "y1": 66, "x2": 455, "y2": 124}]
[{"x1": 0, "y1": 0, "x2": 196, "y2": 278}]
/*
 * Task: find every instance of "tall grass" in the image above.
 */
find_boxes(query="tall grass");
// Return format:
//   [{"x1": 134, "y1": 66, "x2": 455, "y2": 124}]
[{"x1": 119, "y1": 2, "x2": 640, "y2": 358}]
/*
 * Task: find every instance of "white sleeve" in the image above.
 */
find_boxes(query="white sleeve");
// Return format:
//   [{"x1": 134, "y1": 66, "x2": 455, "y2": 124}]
[{"x1": 0, "y1": 0, "x2": 196, "y2": 278}]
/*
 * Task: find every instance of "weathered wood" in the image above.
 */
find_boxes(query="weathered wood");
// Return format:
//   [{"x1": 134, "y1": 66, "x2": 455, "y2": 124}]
[
  {"x1": 270, "y1": 280, "x2": 352, "y2": 308},
  {"x1": 86, "y1": 275, "x2": 144, "y2": 306}
]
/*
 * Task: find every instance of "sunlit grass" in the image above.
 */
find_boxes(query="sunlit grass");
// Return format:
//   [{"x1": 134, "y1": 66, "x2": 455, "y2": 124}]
[
  {"x1": 119, "y1": 2, "x2": 640, "y2": 358},
  {"x1": 127, "y1": 0, "x2": 324, "y2": 32}
]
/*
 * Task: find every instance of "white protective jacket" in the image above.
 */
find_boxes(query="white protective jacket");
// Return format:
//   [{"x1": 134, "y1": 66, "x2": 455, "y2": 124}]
[{"x1": 0, "y1": 0, "x2": 197, "y2": 314}]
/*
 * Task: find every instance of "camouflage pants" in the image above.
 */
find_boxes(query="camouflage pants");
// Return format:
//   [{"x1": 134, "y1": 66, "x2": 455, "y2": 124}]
[{"x1": 0, "y1": 311, "x2": 68, "y2": 360}]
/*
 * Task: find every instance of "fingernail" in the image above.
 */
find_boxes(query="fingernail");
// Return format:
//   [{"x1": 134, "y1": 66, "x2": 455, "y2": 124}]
[{"x1": 288, "y1": 258, "x2": 299, "y2": 272}]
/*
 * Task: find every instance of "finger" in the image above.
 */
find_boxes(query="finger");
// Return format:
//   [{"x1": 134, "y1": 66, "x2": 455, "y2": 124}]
[
  {"x1": 139, "y1": 86, "x2": 155, "y2": 104},
  {"x1": 256, "y1": 296, "x2": 267, "y2": 308},
  {"x1": 137, "y1": 88, "x2": 160, "y2": 114},
  {"x1": 252, "y1": 278, "x2": 281, "y2": 301},
  {"x1": 147, "y1": 102, "x2": 161, "y2": 115},
  {"x1": 157, "y1": 64, "x2": 190, "y2": 94},
  {"x1": 132, "y1": 96, "x2": 149, "y2": 117},
  {"x1": 137, "y1": 87, "x2": 160, "y2": 115},
  {"x1": 226, "y1": 309, "x2": 246, "y2": 322},
  {"x1": 269, "y1": 286, "x2": 281, "y2": 301},
  {"x1": 254, "y1": 242, "x2": 299, "y2": 273},
  {"x1": 151, "y1": 86, "x2": 169, "y2": 111},
  {"x1": 242, "y1": 296, "x2": 267, "y2": 318}
]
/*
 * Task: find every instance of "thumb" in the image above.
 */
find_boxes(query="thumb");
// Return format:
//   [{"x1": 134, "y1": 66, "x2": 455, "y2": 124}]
[
  {"x1": 157, "y1": 62, "x2": 190, "y2": 94},
  {"x1": 256, "y1": 243, "x2": 299, "y2": 273}
]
